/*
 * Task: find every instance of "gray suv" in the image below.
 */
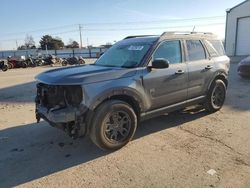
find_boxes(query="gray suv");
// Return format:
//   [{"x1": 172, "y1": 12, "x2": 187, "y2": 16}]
[{"x1": 35, "y1": 32, "x2": 230, "y2": 150}]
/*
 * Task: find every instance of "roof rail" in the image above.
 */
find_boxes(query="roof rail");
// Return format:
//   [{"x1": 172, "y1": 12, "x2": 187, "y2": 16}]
[
  {"x1": 123, "y1": 35, "x2": 158, "y2": 40},
  {"x1": 161, "y1": 31, "x2": 214, "y2": 36},
  {"x1": 123, "y1": 32, "x2": 214, "y2": 40}
]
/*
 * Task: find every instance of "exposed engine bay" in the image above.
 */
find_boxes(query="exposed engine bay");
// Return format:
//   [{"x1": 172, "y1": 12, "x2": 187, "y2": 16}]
[{"x1": 36, "y1": 83, "x2": 83, "y2": 108}]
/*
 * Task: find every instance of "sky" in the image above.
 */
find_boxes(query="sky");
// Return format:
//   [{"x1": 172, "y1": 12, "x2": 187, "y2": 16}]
[{"x1": 0, "y1": 0, "x2": 244, "y2": 50}]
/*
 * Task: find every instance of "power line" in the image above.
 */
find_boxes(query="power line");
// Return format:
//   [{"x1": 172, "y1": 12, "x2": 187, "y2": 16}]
[
  {"x1": 0, "y1": 30, "x2": 79, "y2": 42},
  {"x1": 0, "y1": 20, "x2": 225, "y2": 43},
  {"x1": 83, "y1": 22, "x2": 225, "y2": 31},
  {"x1": 80, "y1": 15, "x2": 225, "y2": 26},
  {"x1": 1, "y1": 24, "x2": 77, "y2": 36},
  {"x1": 0, "y1": 22, "x2": 224, "y2": 42},
  {"x1": 0, "y1": 15, "x2": 225, "y2": 37}
]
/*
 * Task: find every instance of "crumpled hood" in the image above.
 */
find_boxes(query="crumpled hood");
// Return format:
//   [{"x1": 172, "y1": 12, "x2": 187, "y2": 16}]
[{"x1": 35, "y1": 64, "x2": 137, "y2": 85}]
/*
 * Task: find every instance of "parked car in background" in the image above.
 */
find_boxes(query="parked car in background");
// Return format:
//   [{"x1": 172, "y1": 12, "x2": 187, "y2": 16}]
[
  {"x1": 35, "y1": 31, "x2": 230, "y2": 150},
  {"x1": 238, "y1": 56, "x2": 250, "y2": 78}
]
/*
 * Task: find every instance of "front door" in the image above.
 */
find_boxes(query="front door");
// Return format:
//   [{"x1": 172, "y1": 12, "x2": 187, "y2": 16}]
[{"x1": 142, "y1": 40, "x2": 188, "y2": 110}]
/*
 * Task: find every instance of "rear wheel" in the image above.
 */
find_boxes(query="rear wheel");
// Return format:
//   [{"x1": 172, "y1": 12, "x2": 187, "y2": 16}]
[
  {"x1": 204, "y1": 79, "x2": 226, "y2": 112},
  {"x1": 90, "y1": 100, "x2": 137, "y2": 150}
]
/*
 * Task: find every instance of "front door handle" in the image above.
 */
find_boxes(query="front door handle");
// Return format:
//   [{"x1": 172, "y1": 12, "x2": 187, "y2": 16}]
[
  {"x1": 205, "y1": 65, "x2": 213, "y2": 70},
  {"x1": 175, "y1": 70, "x2": 185, "y2": 75}
]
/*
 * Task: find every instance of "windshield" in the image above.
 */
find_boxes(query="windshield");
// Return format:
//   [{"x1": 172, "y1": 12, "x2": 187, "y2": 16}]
[{"x1": 95, "y1": 42, "x2": 152, "y2": 68}]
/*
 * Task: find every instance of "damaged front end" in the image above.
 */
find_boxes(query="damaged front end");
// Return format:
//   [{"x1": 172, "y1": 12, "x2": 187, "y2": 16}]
[{"x1": 35, "y1": 83, "x2": 87, "y2": 138}]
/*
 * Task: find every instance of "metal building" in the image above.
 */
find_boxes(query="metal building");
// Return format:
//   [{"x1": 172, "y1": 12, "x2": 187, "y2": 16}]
[{"x1": 225, "y1": 0, "x2": 250, "y2": 57}]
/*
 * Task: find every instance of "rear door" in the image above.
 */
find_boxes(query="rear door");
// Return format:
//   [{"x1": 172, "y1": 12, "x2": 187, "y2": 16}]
[
  {"x1": 185, "y1": 40, "x2": 214, "y2": 99},
  {"x1": 142, "y1": 40, "x2": 188, "y2": 110}
]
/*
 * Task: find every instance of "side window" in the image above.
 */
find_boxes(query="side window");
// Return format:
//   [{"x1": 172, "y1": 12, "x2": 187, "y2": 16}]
[
  {"x1": 186, "y1": 40, "x2": 206, "y2": 61},
  {"x1": 204, "y1": 40, "x2": 218, "y2": 57},
  {"x1": 209, "y1": 40, "x2": 225, "y2": 56},
  {"x1": 153, "y1": 40, "x2": 182, "y2": 64}
]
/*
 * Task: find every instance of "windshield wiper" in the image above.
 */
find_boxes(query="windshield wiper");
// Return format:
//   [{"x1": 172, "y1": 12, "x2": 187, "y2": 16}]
[
  {"x1": 121, "y1": 65, "x2": 136, "y2": 68},
  {"x1": 93, "y1": 64, "x2": 136, "y2": 68},
  {"x1": 94, "y1": 64, "x2": 119, "y2": 67}
]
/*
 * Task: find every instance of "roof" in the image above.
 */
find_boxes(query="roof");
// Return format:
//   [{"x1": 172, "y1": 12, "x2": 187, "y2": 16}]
[{"x1": 227, "y1": 0, "x2": 250, "y2": 12}]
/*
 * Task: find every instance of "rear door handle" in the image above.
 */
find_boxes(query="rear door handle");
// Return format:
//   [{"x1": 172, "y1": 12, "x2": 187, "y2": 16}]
[
  {"x1": 205, "y1": 65, "x2": 213, "y2": 70},
  {"x1": 175, "y1": 70, "x2": 185, "y2": 75}
]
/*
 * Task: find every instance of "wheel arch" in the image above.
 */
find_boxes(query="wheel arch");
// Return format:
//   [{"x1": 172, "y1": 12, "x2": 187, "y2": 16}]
[
  {"x1": 85, "y1": 87, "x2": 145, "y2": 134},
  {"x1": 90, "y1": 88, "x2": 144, "y2": 114},
  {"x1": 208, "y1": 72, "x2": 228, "y2": 91}
]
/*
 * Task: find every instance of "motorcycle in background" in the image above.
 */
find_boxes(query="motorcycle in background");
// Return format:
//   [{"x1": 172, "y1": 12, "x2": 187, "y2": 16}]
[
  {"x1": 62, "y1": 56, "x2": 86, "y2": 66},
  {"x1": 7, "y1": 56, "x2": 27, "y2": 69}
]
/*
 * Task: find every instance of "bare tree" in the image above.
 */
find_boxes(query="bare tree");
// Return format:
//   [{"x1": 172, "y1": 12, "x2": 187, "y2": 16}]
[
  {"x1": 65, "y1": 38, "x2": 79, "y2": 48},
  {"x1": 24, "y1": 34, "x2": 36, "y2": 49}
]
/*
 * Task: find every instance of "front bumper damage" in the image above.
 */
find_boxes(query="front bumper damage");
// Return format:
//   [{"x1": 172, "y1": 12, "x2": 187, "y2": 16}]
[
  {"x1": 35, "y1": 83, "x2": 87, "y2": 138},
  {"x1": 36, "y1": 106, "x2": 78, "y2": 123}
]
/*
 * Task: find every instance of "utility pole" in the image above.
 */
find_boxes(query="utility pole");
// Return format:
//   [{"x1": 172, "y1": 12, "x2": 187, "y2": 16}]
[
  {"x1": 79, "y1": 24, "x2": 83, "y2": 49},
  {"x1": 192, "y1": 26, "x2": 196, "y2": 32},
  {"x1": 16, "y1": 40, "x2": 18, "y2": 50},
  {"x1": 45, "y1": 39, "x2": 48, "y2": 55}
]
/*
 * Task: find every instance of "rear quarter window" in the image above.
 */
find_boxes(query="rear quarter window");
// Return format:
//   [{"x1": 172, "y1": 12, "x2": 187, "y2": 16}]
[{"x1": 205, "y1": 40, "x2": 225, "y2": 57}]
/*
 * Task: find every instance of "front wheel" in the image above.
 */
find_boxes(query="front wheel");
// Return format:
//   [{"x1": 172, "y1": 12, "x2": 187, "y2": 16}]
[
  {"x1": 2, "y1": 64, "x2": 8, "y2": 71},
  {"x1": 204, "y1": 79, "x2": 226, "y2": 113},
  {"x1": 90, "y1": 100, "x2": 137, "y2": 151}
]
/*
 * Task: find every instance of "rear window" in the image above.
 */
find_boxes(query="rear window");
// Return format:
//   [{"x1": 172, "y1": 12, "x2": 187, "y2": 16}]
[{"x1": 205, "y1": 40, "x2": 225, "y2": 57}]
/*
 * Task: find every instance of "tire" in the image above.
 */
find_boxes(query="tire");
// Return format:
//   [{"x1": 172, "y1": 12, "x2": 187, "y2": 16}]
[
  {"x1": 7, "y1": 63, "x2": 12, "y2": 69},
  {"x1": 2, "y1": 64, "x2": 8, "y2": 72},
  {"x1": 22, "y1": 62, "x2": 27, "y2": 68},
  {"x1": 37, "y1": 61, "x2": 42, "y2": 66},
  {"x1": 90, "y1": 100, "x2": 137, "y2": 151},
  {"x1": 10, "y1": 63, "x2": 14, "y2": 69},
  {"x1": 79, "y1": 59, "x2": 86, "y2": 64},
  {"x1": 62, "y1": 60, "x2": 67, "y2": 66},
  {"x1": 204, "y1": 79, "x2": 226, "y2": 113}
]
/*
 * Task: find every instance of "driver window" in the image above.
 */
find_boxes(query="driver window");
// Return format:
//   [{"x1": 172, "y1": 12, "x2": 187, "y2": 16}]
[{"x1": 153, "y1": 40, "x2": 182, "y2": 64}]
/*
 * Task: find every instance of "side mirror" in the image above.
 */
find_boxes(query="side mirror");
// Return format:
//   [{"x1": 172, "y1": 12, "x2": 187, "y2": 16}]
[{"x1": 151, "y1": 58, "x2": 169, "y2": 69}]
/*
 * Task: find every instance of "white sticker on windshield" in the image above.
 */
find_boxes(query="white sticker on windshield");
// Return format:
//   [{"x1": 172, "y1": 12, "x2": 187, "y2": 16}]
[{"x1": 128, "y1": 45, "x2": 144, "y2": 51}]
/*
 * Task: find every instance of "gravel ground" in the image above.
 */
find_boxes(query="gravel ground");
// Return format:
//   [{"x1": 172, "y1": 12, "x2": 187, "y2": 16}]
[{"x1": 0, "y1": 62, "x2": 250, "y2": 188}]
